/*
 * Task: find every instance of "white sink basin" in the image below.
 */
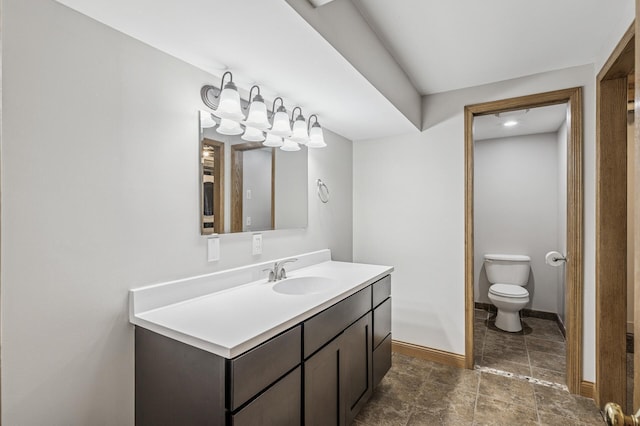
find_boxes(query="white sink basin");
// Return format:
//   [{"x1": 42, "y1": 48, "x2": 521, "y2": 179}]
[{"x1": 272, "y1": 276, "x2": 339, "y2": 295}]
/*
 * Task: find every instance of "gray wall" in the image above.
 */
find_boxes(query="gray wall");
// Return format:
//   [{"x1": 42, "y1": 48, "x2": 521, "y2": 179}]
[
  {"x1": 474, "y1": 133, "x2": 560, "y2": 314},
  {"x1": 1, "y1": 0, "x2": 353, "y2": 424}
]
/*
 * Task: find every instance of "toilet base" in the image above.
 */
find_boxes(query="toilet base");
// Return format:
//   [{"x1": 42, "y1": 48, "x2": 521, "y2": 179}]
[{"x1": 494, "y1": 310, "x2": 522, "y2": 333}]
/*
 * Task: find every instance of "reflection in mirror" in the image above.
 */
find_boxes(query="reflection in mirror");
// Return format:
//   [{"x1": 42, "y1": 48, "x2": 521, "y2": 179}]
[
  {"x1": 201, "y1": 139, "x2": 225, "y2": 234},
  {"x1": 199, "y1": 111, "x2": 308, "y2": 234}
]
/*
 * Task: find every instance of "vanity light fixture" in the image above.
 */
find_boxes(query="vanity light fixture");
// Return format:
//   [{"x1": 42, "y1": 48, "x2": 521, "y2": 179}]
[
  {"x1": 281, "y1": 138, "x2": 301, "y2": 152},
  {"x1": 306, "y1": 115, "x2": 327, "y2": 148},
  {"x1": 200, "y1": 110, "x2": 216, "y2": 128},
  {"x1": 270, "y1": 97, "x2": 292, "y2": 137},
  {"x1": 241, "y1": 126, "x2": 266, "y2": 142},
  {"x1": 289, "y1": 107, "x2": 309, "y2": 144},
  {"x1": 503, "y1": 120, "x2": 518, "y2": 127},
  {"x1": 263, "y1": 133, "x2": 284, "y2": 147},
  {"x1": 211, "y1": 71, "x2": 245, "y2": 121},
  {"x1": 217, "y1": 118, "x2": 244, "y2": 136},
  {"x1": 243, "y1": 85, "x2": 271, "y2": 130},
  {"x1": 200, "y1": 72, "x2": 327, "y2": 149}
]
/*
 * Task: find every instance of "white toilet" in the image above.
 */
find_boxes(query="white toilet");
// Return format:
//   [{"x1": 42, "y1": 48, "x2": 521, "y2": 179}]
[{"x1": 484, "y1": 254, "x2": 531, "y2": 332}]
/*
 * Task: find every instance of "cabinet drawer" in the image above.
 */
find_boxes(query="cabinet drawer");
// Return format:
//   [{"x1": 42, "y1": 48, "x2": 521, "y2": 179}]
[
  {"x1": 373, "y1": 297, "x2": 391, "y2": 349},
  {"x1": 304, "y1": 286, "x2": 372, "y2": 358},
  {"x1": 228, "y1": 325, "x2": 301, "y2": 410},
  {"x1": 231, "y1": 366, "x2": 301, "y2": 426},
  {"x1": 373, "y1": 333, "x2": 391, "y2": 389},
  {"x1": 372, "y1": 275, "x2": 391, "y2": 308}
]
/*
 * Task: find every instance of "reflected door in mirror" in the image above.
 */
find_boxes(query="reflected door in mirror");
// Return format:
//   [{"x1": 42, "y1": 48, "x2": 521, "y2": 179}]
[{"x1": 201, "y1": 139, "x2": 224, "y2": 234}]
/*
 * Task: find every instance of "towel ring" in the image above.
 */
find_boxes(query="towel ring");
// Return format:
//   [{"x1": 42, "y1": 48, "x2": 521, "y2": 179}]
[{"x1": 316, "y1": 179, "x2": 329, "y2": 203}]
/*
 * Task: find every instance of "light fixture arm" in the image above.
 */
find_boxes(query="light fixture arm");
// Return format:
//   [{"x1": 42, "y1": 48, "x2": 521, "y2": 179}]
[
  {"x1": 200, "y1": 71, "x2": 235, "y2": 110},
  {"x1": 245, "y1": 85, "x2": 261, "y2": 111},
  {"x1": 291, "y1": 106, "x2": 303, "y2": 122},
  {"x1": 308, "y1": 114, "x2": 319, "y2": 132},
  {"x1": 270, "y1": 97, "x2": 285, "y2": 118}
]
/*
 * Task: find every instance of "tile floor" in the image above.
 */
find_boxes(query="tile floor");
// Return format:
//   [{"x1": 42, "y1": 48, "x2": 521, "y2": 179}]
[
  {"x1": 353, "y1": 352, "x2": 605, "y2": 425},
  {"x1": 473, "y1": 308, "x2": 567, "y2": 385}
]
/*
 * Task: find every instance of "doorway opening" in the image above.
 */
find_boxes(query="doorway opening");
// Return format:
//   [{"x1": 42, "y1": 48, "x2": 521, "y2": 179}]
[{"x1": 464, "y1": 87, "x2": 584, "y2": 395}]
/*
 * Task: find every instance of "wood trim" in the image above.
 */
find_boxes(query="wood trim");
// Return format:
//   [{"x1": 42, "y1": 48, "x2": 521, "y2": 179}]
[
  {"x1": 595, "y1": 22, "x2": 635, "y2": 410},
  {"x1": 231, "y1": 146, "x2": 244, "y2": 232},
  {"x1": 464, "y1": 87, "x2": 584, "y2": 395},
  {"x1": 201, "y1": 138, "x2": 225, "y2": 235},
  {"x1": 580, "y1": 381, "x2": 596, "y2": 399},
  {"x1": 595, "y1": 78, "x2": 628, "y2": 409},
  {"x1": 635, "y1": 7, "x2": 640, "y2": 411},
  {"x1": 392, "y1": 340, "x2": 466, "y2": 369},
  {"x1": 464, "y1": 106, "x2": 474, "y2": 370},
  {"x1": 598, "y1": 23, "x2": 635, "y2": 82}
]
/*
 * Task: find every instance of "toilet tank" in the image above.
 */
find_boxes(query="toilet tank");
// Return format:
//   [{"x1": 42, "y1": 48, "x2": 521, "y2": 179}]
[{"x1": 484, "y1": 254, "x2": 531, "y2": 286}]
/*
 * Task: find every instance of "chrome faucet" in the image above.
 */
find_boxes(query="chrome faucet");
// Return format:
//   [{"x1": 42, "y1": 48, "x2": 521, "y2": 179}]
[{"x1": 264, "y1": 258, "x2": 298, "y2": 282}]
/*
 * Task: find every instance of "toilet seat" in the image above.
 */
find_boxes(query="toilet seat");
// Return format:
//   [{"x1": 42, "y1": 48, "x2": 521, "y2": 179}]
[{"x1": 489, "y1": 284, "x2": 529, "y2": 298}]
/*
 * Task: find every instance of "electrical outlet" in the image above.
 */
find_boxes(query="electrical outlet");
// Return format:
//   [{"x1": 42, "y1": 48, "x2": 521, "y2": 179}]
[
  {"x1": 252, "y1": 234, "x2": 262, "y2": 255},
  {"x1": 246, "y1": 216, "x2": 251, "y2": 226},
  {"x1": 246, "y1": 189, "x2": 252, "y2": 199}
]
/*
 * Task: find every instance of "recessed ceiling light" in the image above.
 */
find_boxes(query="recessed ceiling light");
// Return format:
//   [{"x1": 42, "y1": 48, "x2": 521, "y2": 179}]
[{"x1": 503, "y1": 120, "x2": 518, "y2": 127}]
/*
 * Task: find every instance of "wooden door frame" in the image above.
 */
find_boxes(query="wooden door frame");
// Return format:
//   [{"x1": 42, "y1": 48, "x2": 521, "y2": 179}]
[
  {"x1": 464, "y1": 87, "x2": 584, "y2": 394},
  {"x1": 201, "y1": 138, "x2": 225, "y2": 235},
  {"x1": 595, "y1": 22, "x2": 635, "y2": 410}
]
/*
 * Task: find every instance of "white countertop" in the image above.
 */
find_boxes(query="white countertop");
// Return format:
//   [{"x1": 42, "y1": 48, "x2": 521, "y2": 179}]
[{"x1": 130, "y1": 254, "x2": 393, "y2": 358}]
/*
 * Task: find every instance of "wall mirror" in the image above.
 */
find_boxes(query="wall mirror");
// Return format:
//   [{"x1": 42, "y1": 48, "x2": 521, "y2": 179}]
[{"x1": 199, "y1": 111, "x2": 308, "y2": 234}]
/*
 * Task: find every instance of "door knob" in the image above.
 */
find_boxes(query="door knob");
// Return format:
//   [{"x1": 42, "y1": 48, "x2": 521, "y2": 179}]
[{"x1": 604, "y1": 403, "x2": 640, "y2": 425}]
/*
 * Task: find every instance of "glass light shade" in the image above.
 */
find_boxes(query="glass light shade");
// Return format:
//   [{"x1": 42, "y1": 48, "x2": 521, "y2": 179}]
[
  {"x1": 216, "y1": 118, "x2": 243, "y2": 136},
  {"x1": 270, "y1": 108, "x2": 292, "y2": 137},
  {"x1": 212, "y1": 81, "x2": 245, "y2": 121},
  {"x1": 280, "y1": 139, "x2": 301, "y2": 152},
  {"x1": 307, "y1": 123, "x2": 327, "y2": 148},
  {"x1": 289, "y1": 116, "x2": 309, "y2": 144},
  {"x1": 200, "y1": 111, "x2": 216, "y2": 128},
  {"x1": 241, "y1": 126, "x2": 265, "y2": 142},
  {"x1": 243, "y1": 95, "x2": 270, "y2": 130},
  {"x1": 263, "y1": 133, "x2": 284, "y2": 147}
]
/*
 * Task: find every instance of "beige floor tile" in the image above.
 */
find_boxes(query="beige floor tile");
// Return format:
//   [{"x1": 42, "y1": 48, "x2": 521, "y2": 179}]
[
  {"x1": 525, "y1": 336, "x2": 566, "y2": 355},
  {"x1": 477, "y1": 372, "x2": 536, "y2": 408},
  {"x1": 473, "y1": 394, "x2": 539, "y2": 426},
  {"x1": 414, "y1": 380, "x2": 477, "y2": 418},
  {"x1": 391, "y1": 352, "x2": 435, "y2": 379},
  {"x1": 375, "y1": 368, "x2": 425, "y2": 404},
  {"x1": 406, "y1": 405, "x2": 474, "y2": 426},
  {"x1": 482, "y1": 341, "x2": 529, "y2": 365},
  {"x1": 529, "y1": 350, "x2": 566, "y2": 372},
  {"x1": 428, "y1": 363, "x2": 480, "y2": 392},
  {"x1": 534, "y1": 384, "x2": 604, "y2": 424},
  {"x1": 522, "y1": 318, "x2": 564, "y2": 342}
]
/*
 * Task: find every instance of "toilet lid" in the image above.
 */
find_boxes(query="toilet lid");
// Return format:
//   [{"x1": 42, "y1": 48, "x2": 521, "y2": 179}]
[{"x1": 489, "y1": 284, "x2": 529, "y2": 298}]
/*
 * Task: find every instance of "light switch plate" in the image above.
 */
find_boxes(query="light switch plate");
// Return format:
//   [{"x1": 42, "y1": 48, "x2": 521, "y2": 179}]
[
  {"x1": 207, "y1": 237, "x2": 220, "y2": 262},
  {"x1": 252, "y1": 234, "x2": 262, "y2": 255}
]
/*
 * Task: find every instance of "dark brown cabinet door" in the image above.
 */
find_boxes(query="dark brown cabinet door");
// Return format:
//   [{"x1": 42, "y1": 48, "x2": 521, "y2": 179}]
[
  {"x1": 341, "y1": 312, "x2": 373, "y2": 425},
  {"x1": 304, "y1": 338, "x2": 343, "y2": 426}
]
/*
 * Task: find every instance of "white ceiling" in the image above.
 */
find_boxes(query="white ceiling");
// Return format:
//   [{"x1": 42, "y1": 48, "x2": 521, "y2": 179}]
[
  {"x1": 54, "y1": 0, "x2": 417, "y2": 141},
  {"x1": 54, "y1": 0, "x2": 632, "y2": 140},
  {"x1": 355, "y1": 0, "x2": 633, "y2": 94},
  {"x1": 473, "y1": 103, "x2": 567, "y2": 141}
]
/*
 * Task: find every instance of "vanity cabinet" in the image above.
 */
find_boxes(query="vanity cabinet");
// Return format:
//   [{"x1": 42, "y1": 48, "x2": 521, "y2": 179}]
[{"x1": 135, "y1": 274, "x2": 391, "y2": 426}]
